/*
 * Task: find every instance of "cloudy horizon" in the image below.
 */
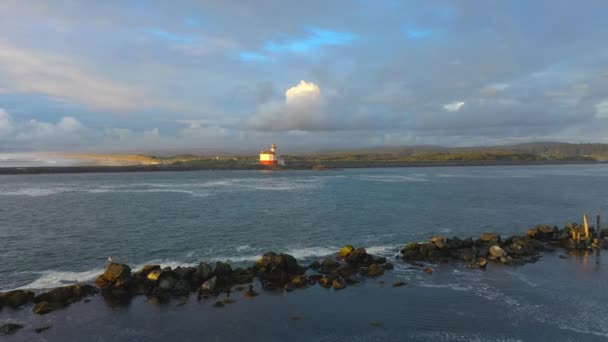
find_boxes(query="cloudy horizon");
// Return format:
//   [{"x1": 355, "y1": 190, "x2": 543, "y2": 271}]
[{"x1": 0, "y1": 1, "x2": 607, "y2": 153}]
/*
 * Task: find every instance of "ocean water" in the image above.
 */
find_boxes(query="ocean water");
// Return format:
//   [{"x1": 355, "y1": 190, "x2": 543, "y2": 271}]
[
  {"x1": 1, "y1": 164, "x2": 607, "y2": 291},
  {"x1": 2, "y1": 165, "x2": 608, "y2": 341}
]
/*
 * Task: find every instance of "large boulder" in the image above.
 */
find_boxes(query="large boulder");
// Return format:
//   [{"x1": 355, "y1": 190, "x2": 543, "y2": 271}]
[
  {"x1": 0, "y1": 290, "x2": 35, "y2": 308},
  {"x1": 230, "y1": 268, "x2": 254, "y2": 284},
  {"x1": 256, "y1": 252, "x2": 300, "y2": 274},
  {"x1": 198, "y1": 276, "x2": 217, "y2": 295},
  {"x1": 345, "y1": 247, "x2": 372, "y2": 265},
  {"x1": 157, "y1": 269, "x2": 179, "y2": 291},
  {"x1": 429, "y1": 236, "x2": 446, "y2": 249},
  {"x1": 194, "y1": 262, "x2": 213, "y2": 283},
  {"x1": 33, "y1": 284, "x2": 97, "y2": 315},
  {"x1": 319, "y1": 258, "x2": 340, "y2": 274},
  {"x1": 526, "y1": 225, "x2": 557, "y2": 241},
  {"x1": 96, "y1": 261, "x2": 132, "y2": 289},
  {"x1": 489, "y1": 245, "x2": 507, "y2": 258},
  {"x1": 337, "y1": 245, "x2": 355, "y2": 259},
  {"x1": 364, "y1": 263, "x2": 383, "y2": 277},
  {"x1": 172, "y1": 279, "x2": 191, "y2": 296},
  {"x1": 255, "y1": 252, "x2": 303, "y2": 289},
  {"x1": 480, "y1": 233, "x2": 501, "y2": 245},
  {"x1": 213, "y1": 262, "x2": 233, "y2": 277},
  {"x1": 34, "y1": 284, "x2": 97, "y2": 305},
  {"x1": 445, "y1": 237, "x2": 464, "y2": 250}
]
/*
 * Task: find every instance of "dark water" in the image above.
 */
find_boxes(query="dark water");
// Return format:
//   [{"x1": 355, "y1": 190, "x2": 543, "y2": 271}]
[{"x1": 2, "y1": 165, "x2": 608, "y2": 341}]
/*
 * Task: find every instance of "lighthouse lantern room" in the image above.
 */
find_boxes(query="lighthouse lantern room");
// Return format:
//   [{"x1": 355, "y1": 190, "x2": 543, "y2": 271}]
[{"x1": 259, "y1": 144, "x2": 278, "y2": 166}]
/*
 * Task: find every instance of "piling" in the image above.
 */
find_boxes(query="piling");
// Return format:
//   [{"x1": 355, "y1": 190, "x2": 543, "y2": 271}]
[
  {"x1": 597, "y1": 213, "x2": 601, "y2": 243},
  {"x1": 584, "y1": 214, "x2": 590, "y2": 239}
]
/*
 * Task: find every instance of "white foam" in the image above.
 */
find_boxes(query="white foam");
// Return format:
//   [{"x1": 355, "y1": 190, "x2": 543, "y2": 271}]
[
  {"x1": 365, "y1": 244, "x2": 401, "y2": 256},
  {"x1": 15, "y1": 269, "x2": 104, "y2": 290},
  {"x1": 284, "y1": 246, "x2": 338, "y2": 259},
  {"x1": 0, "y1": 188, "x2": 65, "y2": 197},
  {"x1": 236, "y1": 245, "x2": 252, "y2": 252},
  {"x1": 357, "y1": 175, "x2": 427, "y2": 182}
]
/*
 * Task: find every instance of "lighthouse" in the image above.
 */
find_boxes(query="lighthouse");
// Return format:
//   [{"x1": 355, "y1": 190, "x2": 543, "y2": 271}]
[{"x1": 259, "y1": 144, "x2": 278, "y2": 166}]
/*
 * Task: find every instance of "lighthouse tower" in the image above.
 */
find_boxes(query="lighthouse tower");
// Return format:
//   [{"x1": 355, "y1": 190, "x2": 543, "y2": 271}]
[{"x1": 259, "y1": 144, "x2": 278, "y2": 166}]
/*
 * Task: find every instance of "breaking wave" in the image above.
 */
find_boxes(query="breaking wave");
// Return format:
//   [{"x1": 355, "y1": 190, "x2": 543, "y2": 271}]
[{"x1": 10, "y1": 244, "x2": 398, "y2": 291}]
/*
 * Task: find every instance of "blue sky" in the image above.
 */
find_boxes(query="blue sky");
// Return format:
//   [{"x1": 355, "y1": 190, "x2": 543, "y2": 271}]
[{"x1": 0, "y1": 0, "x2": 607, "y2": 153}]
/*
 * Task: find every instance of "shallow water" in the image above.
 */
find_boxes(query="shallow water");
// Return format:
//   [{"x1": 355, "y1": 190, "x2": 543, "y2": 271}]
[
  {"x1": 2, "y1": 165, "x2": 608, "y2": 341},
  {"x1": 2, "y1": 251, "x2": 608, "y2": 341}
]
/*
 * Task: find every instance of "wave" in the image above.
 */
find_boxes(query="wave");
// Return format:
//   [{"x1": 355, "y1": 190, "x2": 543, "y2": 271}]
[
  {"x1": 0, "y1": 177, "x2": 321, "y2": 197},
  {"x1": 13, "y1": 259, "x2": 198, "y2": 291},
  {"x1": 10, "y1": 244, "x2": 398, "y2": 290},
  {"x1": 356, "y1": 175, "x2": 427, "y2": 182},
  {"x1": 15, "y1": 269, "x2": 104, "y2": 290},
  {"x1": 0, "y1": 188, "x2": 67, "y2": 197}
]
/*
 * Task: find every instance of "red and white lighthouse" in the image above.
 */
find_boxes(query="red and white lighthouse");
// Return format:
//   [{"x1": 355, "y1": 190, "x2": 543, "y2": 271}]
[{"x1": 259, "y1": 144, "x2": 278, "y2": 166}]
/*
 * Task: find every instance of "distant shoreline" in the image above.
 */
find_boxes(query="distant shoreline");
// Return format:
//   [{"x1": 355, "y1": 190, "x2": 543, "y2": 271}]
[{"x1": 0, "y1": 159, "x2": 603, "y2": 175}]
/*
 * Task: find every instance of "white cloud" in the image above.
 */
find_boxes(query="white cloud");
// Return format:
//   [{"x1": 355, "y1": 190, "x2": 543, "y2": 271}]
[
  {"x1": 595, "y1": 100, "x2": 608, "y2": 119},
  {"x1": 0, "y1": 108, "x2": 14, "y2": 136},
  {"x1": 443, "y1": 100, "x2": 465, "y2": 112},
  {"x1": 0, "y1": 109, "x2": 87, "y2": 149},
  {"x1": 250, "y1": 80, "x2": 327, "y2": 131},
  {"x1": 0, "y1": 42, "x2": 144, "y2": 112}
]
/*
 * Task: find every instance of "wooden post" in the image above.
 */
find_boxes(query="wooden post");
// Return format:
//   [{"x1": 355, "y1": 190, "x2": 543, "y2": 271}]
[
  {"x1": 584, "y1": 214, "x2": 590, "y2": 239},
  {"x1": 598, "y1": 213, "x2": 602, "y2": 243}
]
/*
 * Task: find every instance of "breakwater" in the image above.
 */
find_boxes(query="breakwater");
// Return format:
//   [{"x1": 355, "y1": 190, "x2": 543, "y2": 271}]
[{"x1": 2, "y1": 221, "x2": 606, "y2": 336}]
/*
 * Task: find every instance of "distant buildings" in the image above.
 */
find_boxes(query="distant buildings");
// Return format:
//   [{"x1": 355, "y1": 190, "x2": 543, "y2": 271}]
[{"x1": 259, "y1": 144, "x2": 278, "y2": 166}]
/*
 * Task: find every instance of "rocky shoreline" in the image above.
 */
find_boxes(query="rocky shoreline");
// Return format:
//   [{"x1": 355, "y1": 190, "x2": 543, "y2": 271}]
[{"x1": 1, "y1": 221, "x2": 607, "y2": 336}]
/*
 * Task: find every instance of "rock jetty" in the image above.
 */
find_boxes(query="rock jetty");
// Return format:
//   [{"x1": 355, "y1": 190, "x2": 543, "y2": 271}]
[{"x1": 2, "y1": 221, "x2": 607, "y2": 335}]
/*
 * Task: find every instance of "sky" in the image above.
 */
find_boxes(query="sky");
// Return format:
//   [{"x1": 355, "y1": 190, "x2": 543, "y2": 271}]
[{"x1": 0, "y1": 0, "x2": 607, "y2": 154}]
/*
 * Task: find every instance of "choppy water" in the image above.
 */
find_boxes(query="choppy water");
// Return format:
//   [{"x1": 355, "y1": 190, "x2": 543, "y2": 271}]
[
  {"x1": 1, "y1": 164, "x2": 608, "y2": 291},
  {"x1": 2, "y1": 164, "x2": 608, "y2": 341}
]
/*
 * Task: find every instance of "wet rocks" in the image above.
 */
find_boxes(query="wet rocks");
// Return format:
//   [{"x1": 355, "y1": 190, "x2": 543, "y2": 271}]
[
  {"x1": 230, "y1": 268, "x2": 254, "y2": 285},
  {"x1": 429, "y1": 236, "x2": 446, "y2": 249},
  {"x1": 33, "y1": 284, "x2": 97, "y2": 315},
  {"x1": 526, "y1": 224, "x2": 558, "y2": 241},
  {"x1": 467, "y1": 257, "x2": 488, "y2": 269},
  {"x1": 332, "y1": 278, "x2": 347, "y2": 290},
  {"x1": 337, "y1": 245, "x2": 355, "y2": 259},
  {"x1": 392, "y1": 281, "x2": 406, "y2": 287},
  {"x1": 243, "y1": 285, "x2": 258, "y2": 298},
  {"x1": 1, "y1": 323, "x2": 23, "y2": 335},
  {"x1": 480, "y1": 232, "x2": 501, "y2": 245},
  {"x1": 318, "y1": 276, "x2": 332, "y2": 288},
  {"x1": 213, "y1": 262, "x2": 233, "y2": 278},
  {"x1": 319, "y1": 258, "x2": 340, "y2": 274},
  {"x1": 157, "y1": 269, "x2": 180, "y2": 291},
  {"x1": 96, "y1": 261, "x2": 132, "y2": 290},
  {"x1": 364, "y1": 263, "x2": 384, "y2": 277},
  {"x1": 198, "y1": 276, "x2": 217, "y2": 295},
  {"x1": 0, "y1": 290, "x2": 35, "y2": 309},
  {"x1": 194, "y1": 262, "x2": 213, "y2": 284},
  {"x1": 290, "y1": 275, "x2": 308, "y2": 288},
  {"x1": 489, "y1": 245, "x2": 507, "y2": 258},
  {"x1": 345, "y1": 247, "x2": 373, "y2": 265},
  {"x1": 254, "y1": 252, "x2": 304, "y2": 290}
]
